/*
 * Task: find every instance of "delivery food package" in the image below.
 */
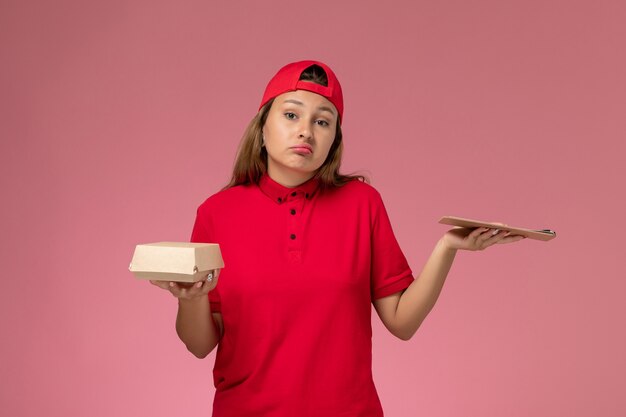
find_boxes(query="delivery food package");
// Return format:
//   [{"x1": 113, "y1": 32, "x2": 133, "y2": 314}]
[{"x1": 129, "y1": 242, "x2": 224, "y2": 283}]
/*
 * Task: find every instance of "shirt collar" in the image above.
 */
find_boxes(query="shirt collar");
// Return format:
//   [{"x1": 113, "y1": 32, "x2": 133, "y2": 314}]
[{"x1": 259, "y1": 172, "x2": 321, "y2": 204}]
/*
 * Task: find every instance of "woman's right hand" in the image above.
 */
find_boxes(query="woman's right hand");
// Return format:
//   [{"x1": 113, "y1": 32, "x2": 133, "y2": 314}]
[{"x1": 150, "y1": 269, "x2": 220, "y2": 300}]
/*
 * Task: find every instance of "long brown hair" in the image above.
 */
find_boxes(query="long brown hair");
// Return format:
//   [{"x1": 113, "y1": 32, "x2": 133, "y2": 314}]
[{"x1": 221, "y1": 65, "x2": 368, "y2": 191}]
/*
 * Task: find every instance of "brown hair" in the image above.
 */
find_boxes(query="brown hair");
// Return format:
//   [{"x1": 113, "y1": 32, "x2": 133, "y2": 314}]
[{"x1": 221, "y1": 65, "x2": 368, "y2": 191}]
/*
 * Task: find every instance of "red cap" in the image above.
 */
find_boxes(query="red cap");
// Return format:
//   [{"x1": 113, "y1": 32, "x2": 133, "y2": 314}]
[{"x1": 259, "y1": 60, "x2": 344, "y2": 122}]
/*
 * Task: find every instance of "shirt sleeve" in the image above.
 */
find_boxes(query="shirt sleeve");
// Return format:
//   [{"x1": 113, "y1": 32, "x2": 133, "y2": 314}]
[
  {"x1": 370, "y1": 191, "x2": 415, "y2": 300},
  {"x1": 190, "y1": 205, "x2": 221, "y2": 313}
]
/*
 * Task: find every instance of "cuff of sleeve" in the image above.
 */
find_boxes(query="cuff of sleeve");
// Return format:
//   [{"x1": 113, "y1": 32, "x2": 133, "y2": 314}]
[{"x1": 372, "y1": 272, "x2": 415, "y2": 300}]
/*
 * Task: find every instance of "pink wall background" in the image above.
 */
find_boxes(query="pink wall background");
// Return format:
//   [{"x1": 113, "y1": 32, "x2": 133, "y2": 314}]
[{"x1": 2, "y1": 0, "x2": 624, "y2": 416}]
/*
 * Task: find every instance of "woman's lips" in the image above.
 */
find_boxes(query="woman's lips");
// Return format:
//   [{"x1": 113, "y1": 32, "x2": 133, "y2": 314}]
[{"x1": 291, "y1": 147, "x2": 312, "y2": 155}]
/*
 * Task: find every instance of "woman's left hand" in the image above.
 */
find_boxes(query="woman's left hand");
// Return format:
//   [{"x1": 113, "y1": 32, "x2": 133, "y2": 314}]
[{"x1": 442, "y1": 223, "x2": 526, "y2": 251}]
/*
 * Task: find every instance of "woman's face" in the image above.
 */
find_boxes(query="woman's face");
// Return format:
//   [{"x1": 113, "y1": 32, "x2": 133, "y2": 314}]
[{"x1": 262, "y1": 89, "x2": 338, "y2": 187}]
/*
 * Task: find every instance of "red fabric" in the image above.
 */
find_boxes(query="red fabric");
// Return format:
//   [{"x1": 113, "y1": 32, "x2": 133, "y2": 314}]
[
  {"x1": 258, "y1": 60, "x2": 344, "y2": 121},
  {"x1": 190, "y1": 173, "x2": 414, "y2": 417}
]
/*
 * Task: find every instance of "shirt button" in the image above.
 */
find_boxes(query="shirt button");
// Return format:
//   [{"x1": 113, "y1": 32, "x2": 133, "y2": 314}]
[
  {"x1": 290, "y1": 209, "x2": 296, "y2": 215},
  {"x1": 291, "y1": 192, "x2": 297, "y2": 197},
  {"x1": 277, "y1": 197, "x2": 282, "y2": 203},
  {"x1": 305, "y1": 193, "x2": 309, "y2": 199},
  {"x1": 290, "y1": 234, "x2": 296, "y2": 240}
]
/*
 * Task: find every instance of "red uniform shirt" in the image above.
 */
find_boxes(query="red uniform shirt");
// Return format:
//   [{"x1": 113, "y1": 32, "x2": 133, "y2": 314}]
[{"x1": 190, "y1": 172, "x2": 414, "y2": 417}]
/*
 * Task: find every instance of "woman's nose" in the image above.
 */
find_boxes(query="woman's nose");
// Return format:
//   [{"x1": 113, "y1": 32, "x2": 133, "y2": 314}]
[{"x1": 297, "y1": 121, "x2": 312, "y2": 139}]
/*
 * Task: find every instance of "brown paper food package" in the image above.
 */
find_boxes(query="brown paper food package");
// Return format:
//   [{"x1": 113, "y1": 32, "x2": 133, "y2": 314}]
[
  {"x1": 439, "y1": 216, "x2": 556, "y2": 241},
  {"x1": 129, "y1": 242, "x2": 224, "y2": 283}
]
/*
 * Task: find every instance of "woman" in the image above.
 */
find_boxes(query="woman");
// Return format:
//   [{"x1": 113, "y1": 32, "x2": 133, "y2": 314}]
[{"x1": 151, "y1": 60, "x2": 525, "y2": 416}]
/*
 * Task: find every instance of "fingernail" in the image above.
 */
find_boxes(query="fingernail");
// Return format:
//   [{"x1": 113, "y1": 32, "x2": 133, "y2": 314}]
[{"x1": 169, "y1": 282, "x2": 174, "y2": 287}]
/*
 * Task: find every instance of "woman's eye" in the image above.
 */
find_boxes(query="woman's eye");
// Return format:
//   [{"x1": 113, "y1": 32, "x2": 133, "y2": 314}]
[
  {"x1": 316, "y1": 120, "x2": 329, "y2": 127},
  {"x1": 284, "y1": 112, "x2": 297, "y2": 120}
]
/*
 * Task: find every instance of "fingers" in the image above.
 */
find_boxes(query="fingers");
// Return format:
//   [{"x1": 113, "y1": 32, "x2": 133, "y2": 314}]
[
  {"x1": 150, "y1": 269, "x2": 222, "y2": 299},
  {"x1": 476, "y1": 227, "x2": 498, "y2": 241},
  {"x1": 169, "y1": 281, "x2": 198, "y2": 299},
  {"x1": 497, "y1": 234, "x2": 526, "y2": 244},
  {"x1": 468, "y1": 227, "x2": 488, "y2": 239},
  {"x1": 170, "y1": 277, "x2": 217, "y2": 299},
  {"x1": 472, "y1": 228, "x2": 511, "y2": 250},
  {"x1": 150, "y1": 280, "x2": 171, "y2": 290},
  {"x1": 484, "y1": 230, "x2": 527, "y2": 246}
]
